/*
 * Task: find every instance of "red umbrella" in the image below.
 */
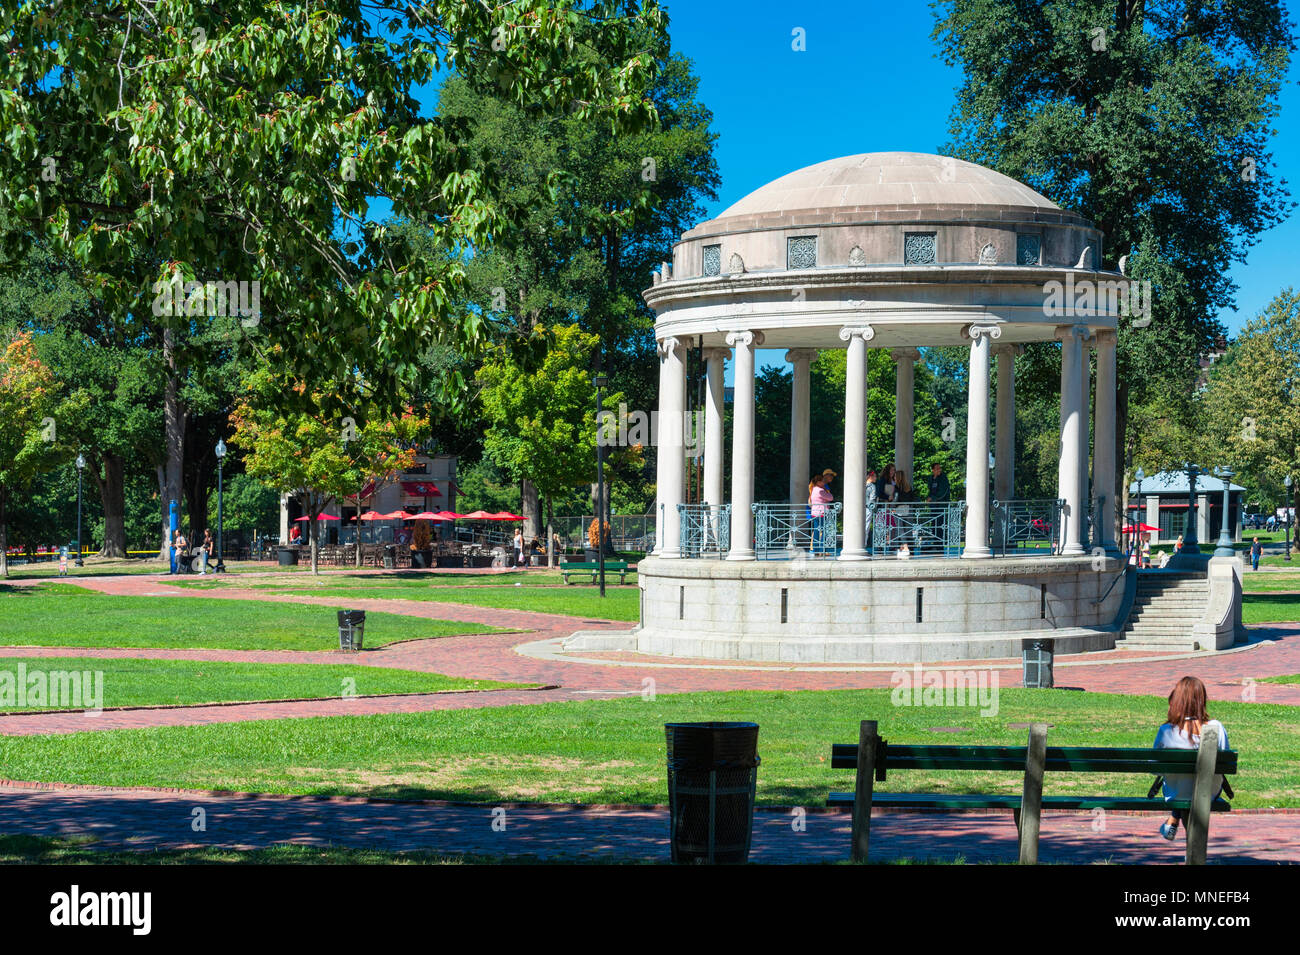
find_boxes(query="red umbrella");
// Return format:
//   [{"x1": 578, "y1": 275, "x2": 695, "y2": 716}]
[
  {"x1": 461, "y1": 510, "x2": 495, "y2": 520},
  {"x1": 295, "y1": 514, "x2": 340, "y2": 521},
  {"x1": 357, "y1": 510, "x2": 386, "y2": 521},
  {"x1": 1122, "y1": 523, "x2": 1159, "y2": 533},
  {"x1": 432, "y1": 510, "x2": 463, "y2": 520},
  {"x1": 409, "y1": 511, "x2": 443, "y2": 521},
  {"x1": 382, "y1": 510, "x2": 415, "y2": 520},
  {"x1": 489, "y1": 511, "x2": 525, "y2": 521}
]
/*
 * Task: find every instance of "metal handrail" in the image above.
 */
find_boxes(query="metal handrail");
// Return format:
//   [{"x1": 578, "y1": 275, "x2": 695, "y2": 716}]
[
  {"x1": 752, "y1": 502, "x2": 841, "y2": 559},
  {"x1": 992, "y1": 498, "x2": 1064, "y2": 556},
  {"x1": 1093, "y1": 545, "x2": 1135, "y2": 604},
  {"x1": 678, "y1": 503, "x2": 731, "y2": 558},
  {"x1": 869, "y1": 502, "x2": 964, "y2": 558}
]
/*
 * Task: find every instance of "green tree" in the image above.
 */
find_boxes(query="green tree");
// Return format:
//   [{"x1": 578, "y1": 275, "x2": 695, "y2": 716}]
[
  {"x1": 476, "y1": 323, "x2": 620, "y2": 565},
  {"x1": 933, "y1": 0, "x2": 1293, "y2": 535},
  {"x1": 0, "y1": 332, "x2": 85, "y2": 577},
  {"x1": 229, "y1": 367, "x2": 428, "y2": 573},
  {"x1": 1202, "y1": 288, "x2": 1300, "y2": 519}
]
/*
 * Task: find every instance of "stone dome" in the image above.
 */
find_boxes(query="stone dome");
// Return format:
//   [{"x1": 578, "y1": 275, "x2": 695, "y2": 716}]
[{"x1": 712, "y1": 152, "x2": 1062, "y2": 222}]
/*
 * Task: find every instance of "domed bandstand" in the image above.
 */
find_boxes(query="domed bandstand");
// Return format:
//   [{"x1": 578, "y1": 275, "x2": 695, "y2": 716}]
[{"x1": 568, "y1": 153, "x2": 1242, "y2": 663}]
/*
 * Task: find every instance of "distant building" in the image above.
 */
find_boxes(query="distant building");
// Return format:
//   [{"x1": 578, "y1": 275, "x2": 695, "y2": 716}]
[
  {"x1": 278, "y1": 452, "x2": 458, "y2": 544},
  {"x1": 1128, "y1": 470, "x2": 1243, "y2": 545}
]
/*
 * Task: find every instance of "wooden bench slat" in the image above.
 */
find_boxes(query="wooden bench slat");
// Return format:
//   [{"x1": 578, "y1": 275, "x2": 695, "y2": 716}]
[
  {"x1": 827, "y1": 793, "x2": 1231, "y2": 812},
  {"x1": 831, "y1": 744, "x2": 1236, "y2": 774}
]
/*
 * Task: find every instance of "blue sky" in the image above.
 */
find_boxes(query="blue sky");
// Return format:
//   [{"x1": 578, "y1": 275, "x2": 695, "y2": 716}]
[{"x1": 662, "y1": 0, "x2": 1300, "y2": 339}]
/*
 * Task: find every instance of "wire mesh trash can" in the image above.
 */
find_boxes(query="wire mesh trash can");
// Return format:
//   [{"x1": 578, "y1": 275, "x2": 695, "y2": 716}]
[
  {"x1": 338, "y1": 610, "x2": 366, "y2": 651},
  {"x1": 1022, "y1": 638, "x2": 1054, "y2": 688},
  {"x1": 382, "y1": 545, "x2": 396, "y2": 570},
  {"x1": 665, "y1": 722, "x2": 760, "y2": 864}
]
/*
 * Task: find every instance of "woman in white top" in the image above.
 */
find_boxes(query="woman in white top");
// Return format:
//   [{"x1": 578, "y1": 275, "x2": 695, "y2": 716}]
[
  {"x1": 1154, "y1": 675, "x2": 1229, "y2": 841},
  {"x1": 513, "y1": 528, "x2": 524, "y2": 567}
]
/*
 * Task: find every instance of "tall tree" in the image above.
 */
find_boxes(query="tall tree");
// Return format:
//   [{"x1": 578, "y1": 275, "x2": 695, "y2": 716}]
[
  {"x1": 0, "y1": 332, "x2": 86, "y2": 577},
  {"x1": 932, "y1": 0, "x2": 1294, "y2": 537}
]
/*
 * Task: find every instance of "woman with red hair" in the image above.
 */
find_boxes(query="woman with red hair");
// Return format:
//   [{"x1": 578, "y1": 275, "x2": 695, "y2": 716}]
[{"x1": 1154, "y1": 676, "x2": 1230, "y2": 841}]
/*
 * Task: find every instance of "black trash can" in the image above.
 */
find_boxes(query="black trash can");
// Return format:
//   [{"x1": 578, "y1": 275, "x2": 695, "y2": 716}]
[
  {"x1": 338, "y1": 610, "x2": 366, "y2": 651},
  {"x1": 382, "y1": 545, "x2": 396, "y2": 570},
  {"x1": 1022, "y1": 637, "x2": 1055, "y2": 688},
  {"x1": 665, "y1": 721, "x2": 760, "y2": 864},
  {"x1": 277, "y1": 546, "x2": 299, "y2": 566}
]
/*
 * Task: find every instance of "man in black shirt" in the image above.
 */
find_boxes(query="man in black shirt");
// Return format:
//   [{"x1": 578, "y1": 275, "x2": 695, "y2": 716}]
[{"x1": 926, "y1": 462, "x2": 950, "y2": 503}]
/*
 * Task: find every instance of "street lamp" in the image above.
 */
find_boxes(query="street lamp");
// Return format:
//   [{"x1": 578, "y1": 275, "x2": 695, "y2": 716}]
[
  {"x1": 593, "y1": 374, "x2": 609, "y2": 598},
  {"x1": 1286, "y1": 475, "x2": 1294, "y2": 562},
  {"x1": 1134, "y1": 467, "x2": 1145, "y2": 552},
  {"x1": 74, "y1": 453, "x2": 85, "y2": 566},
  {"x1": 1212, "y1": 466, "x2": 1235, "y2": 558},
  {"x1": 1183, "y1": 463, "x2": 1202, "y2": 553},
  {"x1": 215, "y1": 439, "x2": 227, "y2": 572}
]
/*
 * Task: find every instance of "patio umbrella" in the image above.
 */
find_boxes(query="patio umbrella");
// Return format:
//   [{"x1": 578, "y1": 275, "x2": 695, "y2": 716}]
[
  {"x1": 1122, "y1": 522, "x2": 1159, "y2": 534},
  {"x1": 357, "y1": 510, "x2": 386, "y2": 521},
  {"x1": 409, "y1": 511, "x2": 444, "y2": 521},
  {"x1": 460, "y1": 510, "x2": 495, "y2": 520},
  {"x1": 489, "y1": 511, "x2": 525, "y2": 521},
  {"x1": 432, "y1": 510, "x2": 463, "y2": 520},
  {"x1": 295, "y1": 514, "x2": 340, "y2": 521},
  {"x1": 382, "y1": 510, "x2": 415, "y2": 520}
]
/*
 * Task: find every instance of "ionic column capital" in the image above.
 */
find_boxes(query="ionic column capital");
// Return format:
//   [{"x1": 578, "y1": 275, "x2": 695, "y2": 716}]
[
  {"x1": 965, "y1": 323, "x2": 1002, "y2": 342},
  {"x1": 701, "y1": 346, "x2": 732, "y2": 362},
  {"x1": 889, "y1": 346, "x2": 922, "y2": 363},
  {"x1": 656, "y1": 336, "x2": 684, "y2": 359},
  {"x1": 785, "y1": 348, "x2": 819, "y2": 364},
  {"x1": 1092, "y1": 328, "x2": 1118, "y2": 346},
  {"x1": 838, "y1": 324, "x2": 875, "y2": 344},
  {"x1": 725, "y1": 330, "x2": 765, "y2": 349}
]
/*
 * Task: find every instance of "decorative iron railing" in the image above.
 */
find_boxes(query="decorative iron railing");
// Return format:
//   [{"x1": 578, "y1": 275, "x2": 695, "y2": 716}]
[
  {"x1": 869, "y1": 502, "x2": 965, "y2": 558},
  {"x1": 678, "y1": 503, "x2": 731, "y2": 558},
  {"x1": 992, "y1": 498, "x2": 1063, "y2": 555},
  {"x1": 752, "y1": 502, "x2": 841, "y2": 559}
]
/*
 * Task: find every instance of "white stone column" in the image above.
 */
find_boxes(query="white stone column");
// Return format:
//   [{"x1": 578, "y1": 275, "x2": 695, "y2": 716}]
[
  {"x1": 1055, "y1": 325, "x2": 1087, "y2": 555},
  {"x1": 962, "y1": 324, "x2": 1000, "y2": 559},
  {"x1": 702, "y1": 347, "x2": 729, "y2": 512},
  {"x1": 1079, "y1": 331, "x2": 1094, "y2": 548},
  {"x1": 1145, "y1": 495, "x2": 1160, "y2": 542},
  {"x1": 786, "y1": 349, "x2": 817, "y2": 505},
  {"x1": 654, "y1": 336, "x2": 686, "y2": 558},
  {"x1": 1198, "y1": 493, "x2": 1211, "y2": 542},
  {"x1": 993, "y1": 344, "x2": 1020, "y2": 503},
  {"x1": 890, "y1": 347, "x2": 920, "y2": 483},
  {"x1": 1092, "y1": 330, "x2": 1119, "y2": 553},
  {"x1": 839, "y1": 326, "x2": 875, "y2": 561},
  {"x1": 726, "y1": 331, "x2": 763, "y2": 561}
]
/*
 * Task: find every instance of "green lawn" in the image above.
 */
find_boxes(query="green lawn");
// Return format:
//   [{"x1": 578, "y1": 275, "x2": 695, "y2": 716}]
[
  {"x1": 1241, "y1": 593, "x2": 1300, "y2": 625},
  {"x1": 163, "y1": 572, "x2": 640, "y2": 621},
  {"x1": 1260, "y1": 674, "x2": 1300, "y2": 684},
  {"x1": 2, "y1": 558, "x2": 320, "y2": 579},
  {"x1": 0, "y1": 656, "x2": 519, "y2": 711},
  {"x1": 1242, "y1": 571, "x2": 1300, "y2": 592},
  {"x1": 0, "y1": 688, "x2": 1293, "y2": 808},
  {"x1": 0, "y1": 583, "x2": 502, "y2": 650}
]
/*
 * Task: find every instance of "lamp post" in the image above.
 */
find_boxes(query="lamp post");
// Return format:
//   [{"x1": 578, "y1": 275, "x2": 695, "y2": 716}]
[
  {"x1": 1183, "y1": 463, "x2": 1201, "y2": 553},
  {"x1": 1213, "y1": 466, "x2": 1235, "y2": 558},
  {"x1": 1134, "y1": 467, "x2": 1145, "y2": 552},
  {"x1": 1286, "y1": 475, "x2": 1294, "y2": 562},
  {"x1": 74, "y1": 453, "x2": 85, "y2": 566},
  {"x1": 215, "y1": 439, "x2": 227, "y2": 572},
  {"x1": 594, "y1": 374, "x2": 609, "y2": 598}
]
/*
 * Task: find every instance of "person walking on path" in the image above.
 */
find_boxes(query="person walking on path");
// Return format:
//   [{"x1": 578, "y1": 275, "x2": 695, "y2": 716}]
[
  {"x1": 1141, "y1": 537, "x2": 1152, "y2": 569},
  {"x1": 810, "y1": 471, "x2": 835, "y2": 556},
  {"x1": 200, "y1": 529, "x2": 213, "y2": 575},
  {"x1": 1250, "y1": 536, "x2": 1262, "y2": 571},
  {"x1": 513, "y1": 527, "x2": 524, "y2": 568},
  {"x1": 1155, "y1": 676, "x2": 1230, "y2": 842}
]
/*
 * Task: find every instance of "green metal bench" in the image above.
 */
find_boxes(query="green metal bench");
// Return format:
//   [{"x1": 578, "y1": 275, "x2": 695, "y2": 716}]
[
  {"x1": 560, "y1": 560, "x2": 632, "y2": 584},
  {"x1": 828, "y1": 720, "x2": 1237, "y2": 864}
]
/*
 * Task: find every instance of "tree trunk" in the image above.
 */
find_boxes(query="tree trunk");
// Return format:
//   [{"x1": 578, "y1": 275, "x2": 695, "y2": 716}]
[
  {"x1": 163, "y1": 327, "x2": 186, "y2": 548},
  {"x1": 157, "y1": 463, "x2": 168, "y2": 559},
  {"x1": 97, "y1": 452, "x2": 127, "y2": 558},
  {"x1": 522, "y1": 478, "x2": 541, "y2": 540},
  {"x1": 546, "y1": 494, "x2": 555, "y2": 568}
]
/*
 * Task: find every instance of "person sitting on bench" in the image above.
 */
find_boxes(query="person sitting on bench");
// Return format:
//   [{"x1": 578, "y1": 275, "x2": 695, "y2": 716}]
[{"x1": 1155, "y1": 675, "x2": 1230, "y2": 842}]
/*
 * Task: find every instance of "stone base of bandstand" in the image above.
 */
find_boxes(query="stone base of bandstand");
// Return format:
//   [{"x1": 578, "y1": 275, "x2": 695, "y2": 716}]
[{"x1": 565, "y1": 554, "x2": 1134, "y2": 664}]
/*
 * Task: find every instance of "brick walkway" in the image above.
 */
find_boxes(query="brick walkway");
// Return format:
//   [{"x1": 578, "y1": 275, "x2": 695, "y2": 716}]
[{"x1": 0, "y1": 782, "x2": 1295, "y2": 864}]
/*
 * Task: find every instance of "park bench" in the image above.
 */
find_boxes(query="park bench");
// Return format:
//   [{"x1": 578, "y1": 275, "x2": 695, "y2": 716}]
[
  {"x1": 828, "y1": 720, "x2": 1237, "y2": 865},
  {"x1": 560, "y1": 560, "x2": 633, "y2": 584}
]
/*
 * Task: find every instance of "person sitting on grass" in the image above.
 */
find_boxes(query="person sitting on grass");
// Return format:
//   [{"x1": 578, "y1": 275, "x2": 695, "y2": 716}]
[{"x1": 1155, "y1": 675, "x2": 1229, "y2": 842}]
